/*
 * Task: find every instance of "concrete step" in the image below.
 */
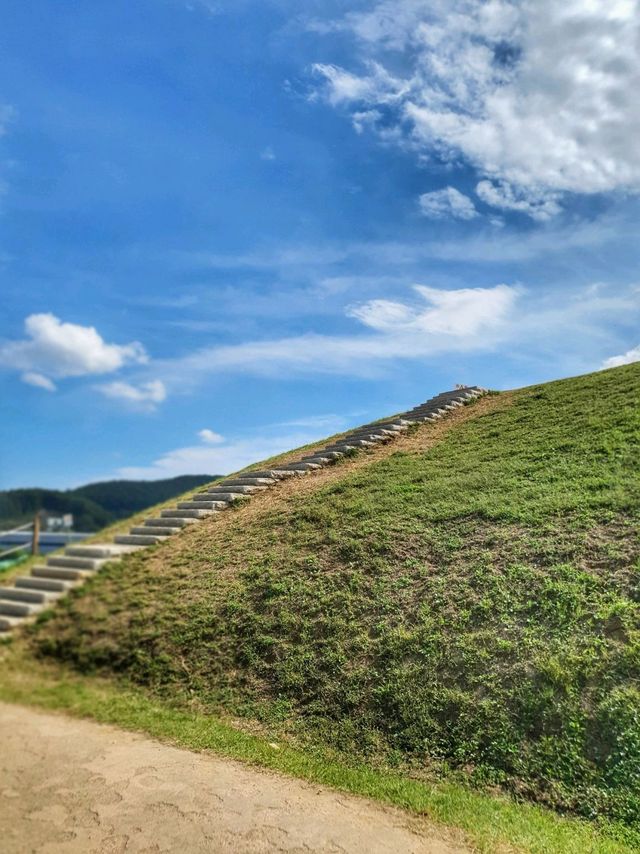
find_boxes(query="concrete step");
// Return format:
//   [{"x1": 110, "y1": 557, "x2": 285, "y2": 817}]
[
  {"x1": 244, "y1": 469, "x2": 298, "y2": 479},
  {"x1": 0, "y1": 598, "x2": 44, "y2": 617},
  {"x1": 348, "y1": 432, "x2": 388, "y2": 442},
  {"x1": 338, "y1": 438, "x2": 376, "y2": 448},
  {"x1": 144, "y1": 517, "x2": 197, "y2": 528},
  {"x1": 277, "y1": 462, "x2": 321, "y2": 472},
  {"x1": 65, "y1": 544, "x2": 141, "y2": 558},
  {"x1": 202, "y1": 484, "x2": 266, "y2": 495},
  {"x1": 160, "y1": 508, "x2": 215, "y2": 519},
  {"x1": 32, "y1": 565, "x2": 88, "y2": 582},
  {"x1": 373, "y1": 422, "x2": 408, "y2": 431},
  {"x1": 130, "y1": 526, "x2": 177, "y2": 536},
  {"x1": 178, "y1": 501, "x2": 228, "y2": 510},
  {"x1": 0, "y1": 614, "x2": 23, "y2": 632},
  {"x1": 299, "y1": 456, "x2": 332, "y2": 464},
  {"x1": 47, "y1": 555, "x2": 106, "y2": 571},
  {"x1": 193, "y1": 492, "x2": 247, "y2": 503},
  {"x1": 15, "y1": 576, "x2": 73, "y2": 593},
  {"x1": 224, "y1": 477, "x2": 277, "y2": 486},
  {"x1": 0, "y1": 586, "x2": 57, "y2": 605},
  {"x1": 114, "y1": 534, "x2": 165, "y2": 546}
]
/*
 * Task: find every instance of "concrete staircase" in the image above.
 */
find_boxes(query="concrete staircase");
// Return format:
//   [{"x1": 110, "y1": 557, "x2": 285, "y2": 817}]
[{"x1": 0, "y1": 386, "x2": 486, "y2": 634}]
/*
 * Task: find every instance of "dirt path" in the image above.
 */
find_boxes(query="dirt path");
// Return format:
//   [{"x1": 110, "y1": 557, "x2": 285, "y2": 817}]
[{"x1": 0, "y1": 702, "x2": 471, "y2": 854}]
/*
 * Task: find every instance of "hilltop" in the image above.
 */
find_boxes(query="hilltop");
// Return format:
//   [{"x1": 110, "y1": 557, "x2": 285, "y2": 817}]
[
  {"x1": 0, "y1": 475, "x2": 218, "y2": 532},
  {"x1": 29, "y1": 364, "x2": 640, "y2": 837}
]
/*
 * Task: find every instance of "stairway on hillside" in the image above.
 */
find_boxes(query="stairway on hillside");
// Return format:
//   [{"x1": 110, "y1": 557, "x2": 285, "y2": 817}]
[{"x1": 0, "y1": 387, "x2": 486, "y2": 633}]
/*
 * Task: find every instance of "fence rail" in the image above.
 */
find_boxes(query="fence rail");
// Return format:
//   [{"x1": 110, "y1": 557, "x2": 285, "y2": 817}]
[{"x1": 0, "y1": 518, "x2": 38, "y2": 560}]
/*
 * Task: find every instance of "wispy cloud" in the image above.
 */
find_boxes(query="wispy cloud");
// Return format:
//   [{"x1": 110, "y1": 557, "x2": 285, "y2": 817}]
[
  {"x1": 21, "y1": 372, "x2": 56, "y2": 392},
  {"x1": 150, "y1": 284, "x2": 518, "y2": 386},
  {"x1": 418, "y1": 187, "x2": 478, "y2": 221},
  {"x1": 122, "y1": 281, "x2": 639, "y2": 394},
  {"x1": 198, "y1": 428, "x2": 224, "y2": 443},
  {"x1": 97, "y1": 379, "x2": 166, "y2": 410}
]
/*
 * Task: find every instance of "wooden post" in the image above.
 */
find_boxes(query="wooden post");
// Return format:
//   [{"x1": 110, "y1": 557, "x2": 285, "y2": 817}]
[{"x1": 32, "y1": 514, "x2": 40, "y2": 556}]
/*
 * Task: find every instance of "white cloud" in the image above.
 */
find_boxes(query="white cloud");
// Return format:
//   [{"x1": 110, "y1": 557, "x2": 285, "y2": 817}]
[
  {"x1": 418, "y1": 187, "x2": 478, "y2": 220},
  {"x1": 601, "y1": 344, "x2": 640, "y2": 369},
  {"x1": 21, "y1": 372, "x2": 56, "y2": 392},
  {"x1": 311, "y1": 0, "x2": 640, "y2": 218},
  {"x1": 0, "y1": 314, "x2": 147, "y2": 388},
  {"x1": 198, "y1": 428, "x2": 224, "y2": 443},
  {"x1": 149, "y1": 284, "x2": 519, "y2": 387},
  {"x1": 349, "y1": 284, "x2": 518, "y2": 336},
  {"x1": 138, "y1": 280, "x2": 638, "y2": 388},
  {"x1": 98, "y1": 379, "x2": 166, "y2": 409},
  {"x1": 260, "y1": 146, "x2": 276, "y2": 161},
  {"x1": 311, "y1": 62, "x2": 404, "y2": 107},
  {"x1": 476, "y1": 180, "x2": 561, "y2": 222}
]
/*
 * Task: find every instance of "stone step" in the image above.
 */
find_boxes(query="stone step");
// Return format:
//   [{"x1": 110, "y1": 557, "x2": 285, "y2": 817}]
[
  {"x1": 144, "y1": 517, "x2": 197, "y2": 528},
  {"x1": 277, "y1": 463, "x2": 321, "y2": 472},
  {"x1": 0, "y1": 586, "x2": 57, "y2": 605},
  {"x1": 160, "y1": 508, "x2": 216, "y2": 519},
  {"x1": 193, "y1": 492, "x2": 247, "y2": 503},
  {"x1": 177, "y1": 501, "x2": 228, "y2": 510},
  {"x1": 114, "y1": 534, "x2": 165, "y2": 546},
  {"x1": 15, "y1": 576, "x2": 73, "y2": 593},
  {"x1": 130, "y1": 526, "x2": 177, "y2": 536},
  {"x1": 32, "y1": 565, "x2": 88, "y2": 581},
  {"x1": 47, "y1": 555, "x2": 106, "y2": 571},
  {"x1": 0, "y1": 614, "x2": 23, "y2": 632},
  {"x1": 0, "y1": 598, "x2": 43, "y2": 617},
  {"x1": 65, "y1": 544, "x2": 141, "y2": 559},
  {"x1": 299, "y1": 456, "x2": 332, "y2": 465}
]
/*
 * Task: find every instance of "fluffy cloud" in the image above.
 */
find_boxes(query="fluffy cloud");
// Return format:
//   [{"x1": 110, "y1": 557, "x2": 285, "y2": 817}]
[
  {"x1": 311, "y1": 0, "x2": 640, "y2": 218},
  {"x1": 98, "y1": 379, "x2": 166, "y2": 408},
  {"x1": 0, "y1": 314, "x2": 147, "y2": 388},
  {"x1": 601, "y1": 344, "x2": 640, "y2": 369},
  {"x1": 418, "y1": 187, "x2": 478, "y2": 220}
]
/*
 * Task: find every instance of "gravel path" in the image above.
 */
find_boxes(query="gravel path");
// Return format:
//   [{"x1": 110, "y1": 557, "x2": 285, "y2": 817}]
[{"x1": 0, "y1": 702, "x2": 471, "y2": 853}]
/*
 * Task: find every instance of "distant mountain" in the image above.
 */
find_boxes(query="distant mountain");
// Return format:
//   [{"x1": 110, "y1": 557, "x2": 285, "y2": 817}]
[{"x1": 0, "y1": 475, "x2": 219, "y2": 532}]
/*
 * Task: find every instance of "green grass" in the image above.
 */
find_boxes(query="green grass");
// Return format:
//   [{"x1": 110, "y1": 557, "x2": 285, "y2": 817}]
[{"x1": 17, "y1": 363, "x2": 640, "y2": 849}]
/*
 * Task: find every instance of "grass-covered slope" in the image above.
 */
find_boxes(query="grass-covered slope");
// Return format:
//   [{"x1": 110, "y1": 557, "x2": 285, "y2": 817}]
[{"x1": 32, "y1": 364, "x2": 640, "y2": 831}]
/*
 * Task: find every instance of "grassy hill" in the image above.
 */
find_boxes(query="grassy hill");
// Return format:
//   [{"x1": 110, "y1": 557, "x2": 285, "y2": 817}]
[
  {"x1": 29, "y1": 364, "x2": 640, "y2": 839},
  {"x1": 0, "y1": 475, "x2": 217, "y2": 531}
]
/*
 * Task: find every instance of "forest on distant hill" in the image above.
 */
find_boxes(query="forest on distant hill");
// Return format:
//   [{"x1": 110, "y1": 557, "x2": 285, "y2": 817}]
[{"x1": 0, "y1": 475, "x2": 218, "y2": 531}]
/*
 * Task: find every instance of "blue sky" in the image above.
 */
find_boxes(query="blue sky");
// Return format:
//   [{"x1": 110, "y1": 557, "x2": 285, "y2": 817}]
[{"x1": 1, "y1": 0, "x2": 639, "y2": 489}]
